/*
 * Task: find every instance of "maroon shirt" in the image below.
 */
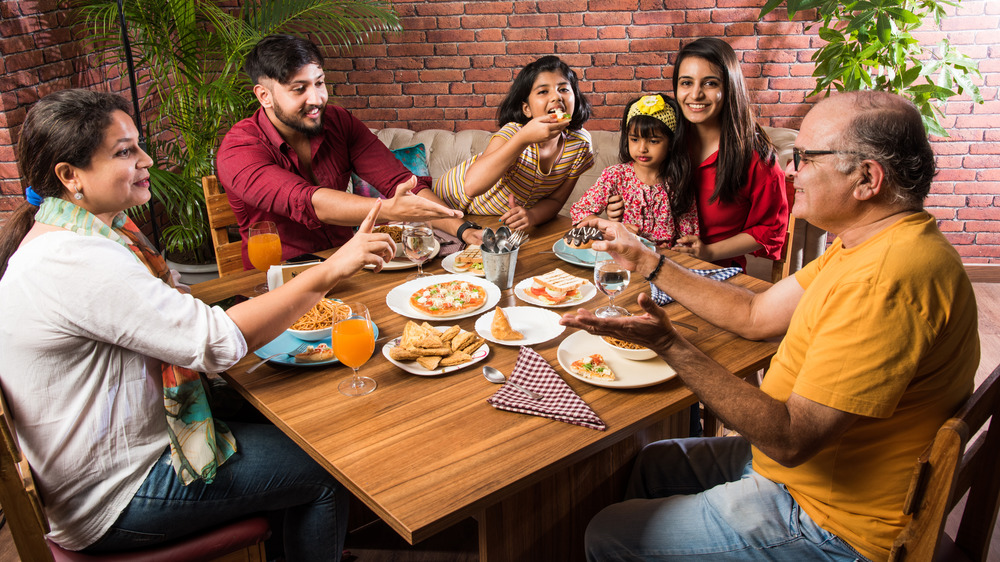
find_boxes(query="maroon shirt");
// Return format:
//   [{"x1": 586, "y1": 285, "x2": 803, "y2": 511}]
[{"x1": 217, "y1": 105, "x2": 430, "y2": 269}]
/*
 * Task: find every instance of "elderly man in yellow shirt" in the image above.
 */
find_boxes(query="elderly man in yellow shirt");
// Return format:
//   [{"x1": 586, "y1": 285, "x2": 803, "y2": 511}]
[{"x1": 561, "y1": 90, "x2": 979, "y2": 562}]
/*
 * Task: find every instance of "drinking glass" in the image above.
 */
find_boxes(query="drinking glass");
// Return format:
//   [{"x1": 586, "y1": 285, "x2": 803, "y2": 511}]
[
  {"x1": 248, "y1": 221, "x2": 282, "y2": 293},
  {"x1": 402, "y1": 222, "x2": 435, "y2": 280},
  {"x1": 332, "y1": 302, "x2": 376, "y2": 396},
  {"x1": 594, "y1": 259, "x2": 630, "y2": 317}
]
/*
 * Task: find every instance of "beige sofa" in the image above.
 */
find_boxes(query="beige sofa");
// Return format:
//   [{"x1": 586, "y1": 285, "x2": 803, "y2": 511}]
[{"x1": 372, "y1": 125, "x2": 825, "y2": 279}]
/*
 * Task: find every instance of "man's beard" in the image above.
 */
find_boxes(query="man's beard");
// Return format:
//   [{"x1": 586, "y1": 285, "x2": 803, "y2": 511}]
[{"x1": 274, "y1": 103, "x2": 324, "y2": 137}]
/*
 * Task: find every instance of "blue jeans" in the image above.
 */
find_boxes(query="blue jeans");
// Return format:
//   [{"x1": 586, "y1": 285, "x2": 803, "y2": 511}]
[
  {"x1": 585, "y1": 437, "x2": 870, "y2": 561},
  {"x1": 85, "y1": 422, "x2": 348, "y2": 561}
]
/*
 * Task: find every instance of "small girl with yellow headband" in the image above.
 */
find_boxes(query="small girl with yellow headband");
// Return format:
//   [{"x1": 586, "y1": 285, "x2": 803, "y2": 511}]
[{"x1": 569, "y1": 94, "x2": 698, "y2": 247}]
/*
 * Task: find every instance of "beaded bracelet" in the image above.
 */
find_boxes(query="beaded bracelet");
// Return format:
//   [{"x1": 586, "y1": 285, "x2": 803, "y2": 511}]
[{"x1": 645, "y1": 253, "x2": 667, "y2": 282}]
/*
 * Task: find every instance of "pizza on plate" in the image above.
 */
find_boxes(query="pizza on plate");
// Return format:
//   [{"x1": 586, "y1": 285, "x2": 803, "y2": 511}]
[
  {"x1": 570, "y1": 354, "x2": 616, "y2": 381},
  {"x1": 409, "y1": 279, "x2": 488, "y2": 317}
]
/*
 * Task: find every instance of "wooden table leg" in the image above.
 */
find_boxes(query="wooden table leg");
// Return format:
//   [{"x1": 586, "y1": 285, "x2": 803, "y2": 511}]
[{"x1": 476, "y1": 411, "x2": 689, "y2": 561}]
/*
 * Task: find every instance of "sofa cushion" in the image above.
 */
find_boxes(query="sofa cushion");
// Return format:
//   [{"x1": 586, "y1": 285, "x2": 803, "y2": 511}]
[{"x1": 351, "y1": 143, "x2": 430, "y2": 198}]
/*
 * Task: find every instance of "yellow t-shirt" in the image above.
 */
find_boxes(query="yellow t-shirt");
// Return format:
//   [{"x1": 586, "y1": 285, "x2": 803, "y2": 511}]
[{"x1": 752, "y1": 212, "x2": 979, "y2": 562}]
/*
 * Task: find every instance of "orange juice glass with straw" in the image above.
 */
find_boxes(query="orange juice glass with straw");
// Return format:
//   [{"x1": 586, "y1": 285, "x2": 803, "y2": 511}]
[{"x1": 332, "y1": 303, "x2": 376, "y2": 396}]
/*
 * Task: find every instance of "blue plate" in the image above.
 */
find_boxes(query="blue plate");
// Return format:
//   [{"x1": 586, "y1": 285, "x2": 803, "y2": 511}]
[
  {"x1": 253, "y1": 321, "x2": 379, "y2": 366},
  {"x1": 551, "y1": 237, "x2": 656, "y2": 267}
]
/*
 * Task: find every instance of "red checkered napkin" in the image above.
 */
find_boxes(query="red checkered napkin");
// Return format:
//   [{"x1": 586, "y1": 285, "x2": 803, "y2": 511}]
[{"x1": 487, "y1": 347, "x2": 606, "y2": 431}]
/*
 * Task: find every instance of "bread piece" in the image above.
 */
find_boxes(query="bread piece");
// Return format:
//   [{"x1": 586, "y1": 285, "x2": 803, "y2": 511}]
[
  {"x1": 440, "y1": 325, "x2": 461, "y2": 343},
  {"x1": 459, "y1": 336, "x2": 486, "y2": 355},
  {"x1": 413, "y1": 345, "x2": 452, "y2": 356},
  {"x1": 491, "y1": 306, "x2": 524, "y2": 341},
  {"x1": 389, "y1": 346, "x2": 423, "y2": 361},
  {"x1": 416, "y1": 355, "x2": 442, "y2": 370},
  {"x1": 294, "y1": 343, "x2": 336, "y2": 363},
  {"x1": 451, "y1": 331, "x2": 476, "y2": 351}
]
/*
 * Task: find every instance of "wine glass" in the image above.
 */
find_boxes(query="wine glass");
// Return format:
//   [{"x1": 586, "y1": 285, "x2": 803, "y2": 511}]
[
  {"x1": 402, "y1": 222, "x2": 435, "y2": 280},
  {"x1": 594, "y1": 259, "x2": 631, "y2": 317},
  {"x1": 332, "y1": 302, "x2": 376, "y2": 396},
  {"x1": 248, "y1": 221, "x2": 282, "y2": 293}
]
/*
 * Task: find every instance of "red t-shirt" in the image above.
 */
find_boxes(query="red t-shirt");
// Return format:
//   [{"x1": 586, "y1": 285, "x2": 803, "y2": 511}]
[
  {"x1": 694, "y1": 150, "x2": 788, "y2": 269},
  {"x1": 217, "y1": 106, "x2": 430, "y2": 269}
]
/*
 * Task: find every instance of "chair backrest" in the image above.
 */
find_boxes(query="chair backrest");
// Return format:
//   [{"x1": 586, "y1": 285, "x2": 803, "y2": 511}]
[
  {"x1": 889, "y1": 362, "x2": 1000, "y2": 562},
  {"x1": 0, "y1": 384, "x2": 269, "y2": 562},
  {"x1": 0, "y1": 385, "x2": 55, "y2": 561},
  {"x1": 202, "y1": 175, "x2": 244, "y2": 277}
]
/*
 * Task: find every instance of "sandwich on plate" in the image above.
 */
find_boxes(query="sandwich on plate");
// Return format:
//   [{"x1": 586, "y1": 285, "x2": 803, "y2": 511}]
[
  {"x1": 528, "y1": 268, "x2": 585, "y2": 305},
  {"x1": 454, "y1": 245, "x2": 483, "y2": 273}
]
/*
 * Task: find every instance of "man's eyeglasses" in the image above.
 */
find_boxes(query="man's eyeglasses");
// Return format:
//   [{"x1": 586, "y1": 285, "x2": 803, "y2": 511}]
[{"x1": 792, "y1": 148, "x2": 864, "y2": 171}]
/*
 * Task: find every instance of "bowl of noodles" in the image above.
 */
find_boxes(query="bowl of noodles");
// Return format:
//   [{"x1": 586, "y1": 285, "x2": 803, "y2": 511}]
[
  {"x1": 287, "y1": 299, "x2": 351, "y2": 341},
  {"x1": 601, "y1": 335, "x2": 657, "y2": 361}
]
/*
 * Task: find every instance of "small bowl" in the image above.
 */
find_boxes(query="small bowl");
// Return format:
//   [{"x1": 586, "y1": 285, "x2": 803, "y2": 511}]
[
  {"x1": 286, "y1": 326, "x2": 331, "y2": 342},
  {"x1": 601, "y1": 336, "x2": 657, "y2": 361}
]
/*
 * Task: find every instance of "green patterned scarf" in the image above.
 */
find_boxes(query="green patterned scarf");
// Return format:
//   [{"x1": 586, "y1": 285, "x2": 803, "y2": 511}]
[{"x1": 35, "y1": 198, "x2": 236, "y2": 485}]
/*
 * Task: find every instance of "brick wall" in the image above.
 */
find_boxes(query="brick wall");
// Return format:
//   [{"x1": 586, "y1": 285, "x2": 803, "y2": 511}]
[{"x1": 2, "y1": 0, "x2": 998, "y2": 262}]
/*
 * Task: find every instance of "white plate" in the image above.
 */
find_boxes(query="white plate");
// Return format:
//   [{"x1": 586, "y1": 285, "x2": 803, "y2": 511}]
[
  {"x1": 381, "y1": 326, "x2": 490, "y2": 376},
  {"x1": 365, "y1": 237, "x2": 440, "y2": 270},
  {"x1": 386, "y1": 274, "x2": 501, "y2": 321},
  {"x1": 441, "y1": 252, "x2": 485, "y2": 277},
  {"x1": 474, "y1": 306, "x2": 565, "y2": 346},
  {"x1": 557, "y1": 331, "x2": 676, "y2": 388},
  {"x1": 551, "y1": 237, "x2": 657, "y2": 268},
  {"x1": 513, "y1": 277, "x2": 597, "y2": 308}
]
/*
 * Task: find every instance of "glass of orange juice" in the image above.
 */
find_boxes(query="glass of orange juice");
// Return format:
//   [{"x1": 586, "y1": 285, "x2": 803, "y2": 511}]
[
  {"x1": 332, "y1": 302, "x2": 376, "y2": 396},
  {"x1": 248, "y1": 221, "x2": 282, "y2": 293}
]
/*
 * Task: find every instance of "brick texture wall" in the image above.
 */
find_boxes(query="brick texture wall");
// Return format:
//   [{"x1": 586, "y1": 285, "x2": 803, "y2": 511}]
[{"x1": 2, "y1": 0, "x2": 998, "y2": 262}]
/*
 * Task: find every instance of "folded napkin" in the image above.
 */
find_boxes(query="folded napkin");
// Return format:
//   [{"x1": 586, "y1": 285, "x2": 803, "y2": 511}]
[
  {"x1": 433, "y1": 228, "x2": 462, "y2": 258},
  {"x1": 487, "y1": 347, "x2": 606, "y2": 431},
  {"x1": 650, "y1": 267, "x2": 743, "y2": 305}
]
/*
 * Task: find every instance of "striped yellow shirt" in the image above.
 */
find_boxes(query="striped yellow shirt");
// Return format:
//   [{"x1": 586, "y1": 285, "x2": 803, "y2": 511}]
[{"x1": 433, "y1": 123, "x2": 594, "y2": 215}]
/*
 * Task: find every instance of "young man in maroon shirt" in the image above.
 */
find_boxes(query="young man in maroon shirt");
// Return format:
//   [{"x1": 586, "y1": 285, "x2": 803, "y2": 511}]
[{"x1": 218, "y1": 34, "x2": 483, "y2": 268}]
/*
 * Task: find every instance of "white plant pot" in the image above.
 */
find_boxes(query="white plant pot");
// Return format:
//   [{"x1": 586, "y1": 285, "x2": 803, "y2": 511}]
[{"x1": 165, "y1": 258, "x2": 219, "y2": 285}]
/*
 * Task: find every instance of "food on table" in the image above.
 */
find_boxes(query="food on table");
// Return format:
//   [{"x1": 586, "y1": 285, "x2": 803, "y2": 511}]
[
  {"x1": 602, "y1": 336, "x2": 648, "y2": 350},
  {"x1": 290, "y1": 299, "x2": 351, "y2": 330},
  {"x1": 563, "y1": 226, "x2": 604, "y2": 249},
  {"x1": 490, "y1": 306, "x2": 524, "y2": 341},
  {"x1": 409, "y1": 279, "x2": 488, "y2": 317},
  {"x1": 373, "y1": 224, "x2": 404, "y2": 244},
  {"x1": 388, "y1": 321, "x2": 485, "y2": 370},
  {"x1": 294, "y1": 343, "x2": 336, "y2": 363},
  {"x1": 454, "y1": 245, "x2": 484, "y2": 273},
  {"x1": 528, "y1": 268, "x2": 586, "y2": 305},
  {"x1": 569, "y1": 354, "x2": 616, "y2": 381}
]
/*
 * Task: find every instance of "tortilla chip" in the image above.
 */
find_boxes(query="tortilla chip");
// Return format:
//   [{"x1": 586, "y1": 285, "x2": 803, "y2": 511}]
[
  {"x1": 389, "y1": 346, "x2": 422, "y2": 361},
  {"x1": 440, "y1": 351, "x2": 472, "y2": 367},
  {"x1": 416, "y1": 355, "x2": 442, "y2": 370},
  {"x1": 451, "y1": 331, "x2": 475, "y2": 351},
  {"x1": 460, "y1": 336, "x2": 485, "y2": 355},
  {"x1": 440, "y1": 325, "x2": 461, "y2": 342}
]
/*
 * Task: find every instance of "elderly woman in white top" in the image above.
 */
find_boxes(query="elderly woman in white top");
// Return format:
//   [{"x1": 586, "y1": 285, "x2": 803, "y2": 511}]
[{"x1": 0, "y1": 89, "x2": 395, "y2": 561}]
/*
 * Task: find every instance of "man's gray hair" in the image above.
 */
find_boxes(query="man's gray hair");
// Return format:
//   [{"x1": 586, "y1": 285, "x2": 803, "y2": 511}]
[{"x1": 830, "y1": 91, "x2": 936, "y2": 209}]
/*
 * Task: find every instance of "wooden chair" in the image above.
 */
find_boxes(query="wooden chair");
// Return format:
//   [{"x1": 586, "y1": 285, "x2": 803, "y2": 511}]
[
  {"x1": 0, "y1": 385, "x2": 270, "y2": 562},
  {"x1": 202, "y1": 175, "x2": 244, "y2": 277},
  {"x1": 889, "y1": 362, "x2": 1000, "y2": 562}
]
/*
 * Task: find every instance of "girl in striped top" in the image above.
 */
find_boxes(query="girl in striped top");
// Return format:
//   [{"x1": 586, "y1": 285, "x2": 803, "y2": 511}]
[{"x1": 433, "y1": 56, "x2": 594, "y2": 230}]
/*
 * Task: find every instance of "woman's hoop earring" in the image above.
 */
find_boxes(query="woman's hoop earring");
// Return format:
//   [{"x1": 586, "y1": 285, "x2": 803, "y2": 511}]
[{"x1": 74, "y1": 191, "x2": 83, "y2": 200}]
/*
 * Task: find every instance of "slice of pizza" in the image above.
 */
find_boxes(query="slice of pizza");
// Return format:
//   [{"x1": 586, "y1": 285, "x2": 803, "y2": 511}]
[{"x1": 570, "y1": 354, "x2": 616, "y2": 381}]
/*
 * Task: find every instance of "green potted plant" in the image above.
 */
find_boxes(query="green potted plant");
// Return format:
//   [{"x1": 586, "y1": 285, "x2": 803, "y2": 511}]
[
  {"x1": 74, "y1": 0, "x2": 400, "y2": 265},
  {"x1": 760, "y1": 0, "x2": 983, "y2": 137}
]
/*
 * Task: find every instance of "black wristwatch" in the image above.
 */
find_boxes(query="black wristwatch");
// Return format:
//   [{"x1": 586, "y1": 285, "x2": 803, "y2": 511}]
[{"x1": 456, "y1": 220, "x2": 483, "y2": 242}]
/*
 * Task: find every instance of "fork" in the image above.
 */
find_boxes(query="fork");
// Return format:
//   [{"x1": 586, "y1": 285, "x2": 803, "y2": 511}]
[
  {"x1": 247, "y1": 342, "x2": 311, "y2": 373},
  {"x1": 504, "y1": 230, "x2": 528, "y2": 250}
]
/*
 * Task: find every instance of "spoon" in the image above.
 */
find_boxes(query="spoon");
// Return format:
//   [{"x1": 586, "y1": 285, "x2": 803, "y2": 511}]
[
  {"x1": 482, "y1": 227, "x2": 497, "y2": 252},
  {"x1": 483, "y1": 366, "x2": 542, "y2": 400}
]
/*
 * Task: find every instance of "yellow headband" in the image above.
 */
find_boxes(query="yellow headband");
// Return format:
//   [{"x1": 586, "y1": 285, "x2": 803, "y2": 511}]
[{"x1": 626, "y1": 95, "x2": 676, "y2": 133}]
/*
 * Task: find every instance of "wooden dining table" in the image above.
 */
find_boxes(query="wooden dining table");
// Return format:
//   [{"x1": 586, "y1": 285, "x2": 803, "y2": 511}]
[{"x1": 190, "y1": 215, "x2": 779, "y2": 561}]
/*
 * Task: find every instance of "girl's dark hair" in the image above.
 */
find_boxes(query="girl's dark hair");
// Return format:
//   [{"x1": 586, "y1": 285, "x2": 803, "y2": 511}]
[
  {"x1": 617, "y1": 95, "x2": 693, "y2": 218},
  {"x1": 0, "y1": 89, "x2": 131, "y2": 279},
  {"x1": 496, "y1": 55, "x2": 591, "y2": 131},
  {"x1": 672, "y1": 38, "x2": 776, "y2": 204},
  {"x1": 243, "y1": 34, "x2": 324, "y2": 85}
]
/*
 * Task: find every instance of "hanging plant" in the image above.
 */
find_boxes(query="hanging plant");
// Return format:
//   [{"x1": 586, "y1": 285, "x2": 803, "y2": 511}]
[{"x1": 759, "y1": 0, "x2": 983, "y2": 137}]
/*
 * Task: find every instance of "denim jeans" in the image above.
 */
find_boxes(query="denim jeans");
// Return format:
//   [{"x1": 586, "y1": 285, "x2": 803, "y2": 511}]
[
  {"x1": 585, "y1": 437, "x2": 870, "y2": 561},
  {"x1": 85, "y1": 422, "x2": 348, "y2": 561}
]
